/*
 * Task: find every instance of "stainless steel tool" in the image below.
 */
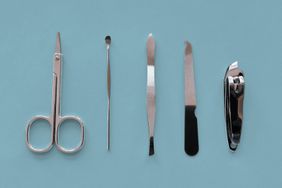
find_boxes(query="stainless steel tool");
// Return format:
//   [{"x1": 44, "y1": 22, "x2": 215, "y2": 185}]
[
  {"x1": 184, "y1": 41, "x2": 199, "y2": 156},
  {"x1": 224, "y1": 61, "x2": 245, "y2": 151},
  {"x1": 146, "y1": 33, "x2": 156, "y2": 156},
  {"x1": 105, "y1": 35, "x2": 111, "y2": 151},
  {"x1": 26, "y1": 32, "x2": 85, "y2": 154}
]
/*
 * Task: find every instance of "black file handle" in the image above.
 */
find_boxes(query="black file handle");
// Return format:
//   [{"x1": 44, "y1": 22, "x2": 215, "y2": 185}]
[{"x1": 184, "y1": 106, "x2": 199, "y2": 156}]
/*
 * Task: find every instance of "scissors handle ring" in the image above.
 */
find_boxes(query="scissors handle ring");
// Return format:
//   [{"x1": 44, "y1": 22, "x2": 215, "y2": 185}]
[
  {"x1": 26, "y1": 115, "x2": 54, "y2": 153},
  {"x1": 55, "y1": 116, "x2": 85, "y2": 154}
]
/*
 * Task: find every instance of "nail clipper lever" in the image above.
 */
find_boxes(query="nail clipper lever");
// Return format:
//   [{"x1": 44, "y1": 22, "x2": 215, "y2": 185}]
[{"x1": 224, "y1": 61, "x2": 245, "y2": 151}]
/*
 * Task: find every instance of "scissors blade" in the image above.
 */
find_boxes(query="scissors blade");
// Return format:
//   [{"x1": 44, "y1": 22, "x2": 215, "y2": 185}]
[
  {"x1": 184, "y1": 41, "x2": 199, "y2": 156},
  {"x1": 55, "y1": 32, "x2": 61, "y2": 54},
  {"x1": 146, "y1": 33, "x2": 155, "y2": 156},
  {"x1": 52, "y1": 32, "x2": 63, "y2": 125}
]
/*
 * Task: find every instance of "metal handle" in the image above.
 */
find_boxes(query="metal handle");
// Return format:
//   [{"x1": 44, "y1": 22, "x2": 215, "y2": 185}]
[
  {"x1": 55, "y1": 116, "x2": 85, "y2": 154},
  {"x1": 26, "y1": 115, "x2": 54, "y2": 153},
  {"x1": 107, "y1": 57, "x2": 111, "y2": 151},
  {"x1": 225, "y1": 76, "x2": 244, "y2": 150}
]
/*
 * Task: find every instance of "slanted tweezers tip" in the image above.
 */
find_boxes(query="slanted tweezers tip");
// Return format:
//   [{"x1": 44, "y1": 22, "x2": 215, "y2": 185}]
[{"x1": 56, "y1": 32, "x2": 61, "y2": 40}]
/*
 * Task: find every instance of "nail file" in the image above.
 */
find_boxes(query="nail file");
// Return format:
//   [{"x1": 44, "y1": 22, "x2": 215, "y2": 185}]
[{"x1": 184, "y1": 41, "x2": 199, "y2": 156}]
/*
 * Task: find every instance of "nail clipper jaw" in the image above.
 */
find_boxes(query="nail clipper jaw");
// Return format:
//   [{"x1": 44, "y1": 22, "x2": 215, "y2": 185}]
[
  {"x1": 224, "y1": 63, "x2": 245, "y2": 151},
  {"x1": 230, "y1": 76, "x2": 245, "y2": 97}
]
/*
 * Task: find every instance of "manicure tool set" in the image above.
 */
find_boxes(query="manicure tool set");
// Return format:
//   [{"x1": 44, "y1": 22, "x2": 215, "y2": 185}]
[{"x1": 25, "y1": 32, "x2": 245, "y2": 156}]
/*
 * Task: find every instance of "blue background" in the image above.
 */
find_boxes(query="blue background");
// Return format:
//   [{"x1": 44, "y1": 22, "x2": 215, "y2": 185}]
[{"x1": 0, "y1": 0, "x2": 282, "y2": 187}]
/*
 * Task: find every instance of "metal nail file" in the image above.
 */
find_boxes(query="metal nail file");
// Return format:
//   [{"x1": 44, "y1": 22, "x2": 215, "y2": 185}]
[
  {"x1": 146, "y1": 33, "x2": 156, "y2": 156},
  {"x1": 184, "y1": 41, "x2": 199, "y2": 156},
  {"x1": 224, "y1": 62, "x2": 245, "y2": 151},
  {"x1": 105, "y1": 35, "x2": 111, "y2": 151}
]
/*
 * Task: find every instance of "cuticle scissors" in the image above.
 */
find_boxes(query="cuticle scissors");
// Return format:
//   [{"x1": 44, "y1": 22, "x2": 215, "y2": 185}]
[{"x1": 25, "y1": 32, "x2": 85, "y2": 154}]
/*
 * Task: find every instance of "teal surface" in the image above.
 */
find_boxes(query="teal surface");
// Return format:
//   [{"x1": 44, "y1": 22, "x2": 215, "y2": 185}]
[{"x1": 0, "y1": 0, "x2": 282, "y2": 187}]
